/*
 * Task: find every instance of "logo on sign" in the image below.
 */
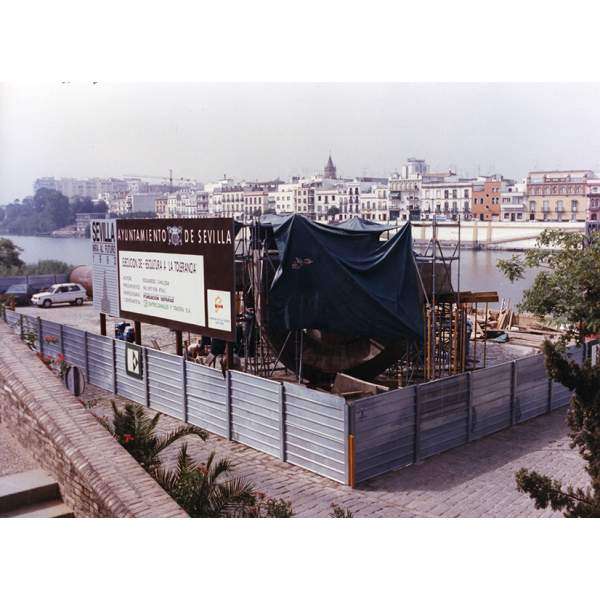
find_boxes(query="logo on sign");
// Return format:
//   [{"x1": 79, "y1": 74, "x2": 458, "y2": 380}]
[
  {"x1": 125, "y1": 343, "x2": 143, "y2": 380},
  {"x1": 167, "y1": 225, "x2": 183, "y2": 246}
]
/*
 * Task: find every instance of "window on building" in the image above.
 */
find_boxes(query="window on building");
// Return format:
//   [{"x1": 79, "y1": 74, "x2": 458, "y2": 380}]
[{"x1": 444, "y1": 190, "x2": 449, "y2": 199}]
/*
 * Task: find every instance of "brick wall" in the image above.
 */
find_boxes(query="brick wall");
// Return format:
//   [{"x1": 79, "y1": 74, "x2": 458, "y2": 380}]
[{"x1": 0, "y1": 321, "x2": 187, "y2": 518}]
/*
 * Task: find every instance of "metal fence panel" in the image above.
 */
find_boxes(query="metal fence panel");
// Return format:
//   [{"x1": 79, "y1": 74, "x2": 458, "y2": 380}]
[
  {"x1": 40, "y1": 319, "x2": 62, "y2": 360},
  {"x1": 61, "y1": 325, "x2": 87, "y2": 372},
  {"x1": 0, "y1": 276, "x2": 24, "y2": 294},
  {"x1": 470, "y1": 362, "x2": 512, "y2": 439},
  {"x1": 186, "y1": 361, "x2": 228, "y2": 437},
  {"x1": 284, "y1": 382, "x2": 346, "y2": 483},
  {"x1": 86, "y1": 332, "x2": 114, "y2": 392},
  {"x1": 114, "y1": 339, "x2": 146, "y2": 405},
  {"x1": 146, "y1": 348, "x2": 183, "y2": 418},
  {"x1": 5, "y1": 309, "x2": 20, "y2": 328},
  {"x1": 230, "y1": 370, "x2": 281, "y2": 458},
  {"x1": 419, "y1": 374, "x2": 469, "y2": 459},
  {"x1": 352, "y1": 386, "x2": 416, "y2": 483},
  {"x1": 21, "y1": 314, "x2": 39, "y2": 349},
  {"x1": 0, "y1": 274, "x2": 68, "y2": 293},
  {"x1": 516, "y1": 353, "x2": 548, "y2": 422}
]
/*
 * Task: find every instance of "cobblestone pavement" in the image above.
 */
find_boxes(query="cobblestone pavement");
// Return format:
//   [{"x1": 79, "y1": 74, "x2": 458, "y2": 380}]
[
  {"x1": 83, "y1": 385, "x2": 587, "y2": 518},
  {"x1": 0, "y1": 423, "x2": 39, "y2": 477}
]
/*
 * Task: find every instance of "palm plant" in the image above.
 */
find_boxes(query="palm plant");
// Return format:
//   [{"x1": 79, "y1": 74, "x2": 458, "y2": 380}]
[
  {"x1": 102, "y1": 401, "x2": 208, "y2": 474},
  {"x1": 154, "y1": 443, "x2": 257, "y2": 517}
]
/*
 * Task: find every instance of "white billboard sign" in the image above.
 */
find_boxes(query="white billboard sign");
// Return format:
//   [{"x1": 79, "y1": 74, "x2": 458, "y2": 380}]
[
  {"x1": 118, "y1": 250, "x2": 206, "y2": 327},
  {"x1": 91, "y1": 219, "x2": 120, "y2": 316}
]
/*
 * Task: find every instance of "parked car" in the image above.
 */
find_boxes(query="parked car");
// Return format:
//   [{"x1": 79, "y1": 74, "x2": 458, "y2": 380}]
[
  {"x1": 31, "y1": 283, "x2": 88, "y2": 308},
  {"x1": 3, "y1": 283, "x2": 36, "y2": 306}
]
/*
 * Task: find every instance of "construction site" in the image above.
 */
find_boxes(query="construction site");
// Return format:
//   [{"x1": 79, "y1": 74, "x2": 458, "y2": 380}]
[{"x1": 181, "y1": 214, "x2": 559, "y2": 400}]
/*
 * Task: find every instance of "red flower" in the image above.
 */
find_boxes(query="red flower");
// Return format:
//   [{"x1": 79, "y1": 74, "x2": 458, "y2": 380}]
[
  {"x1": 123, "y1": 434, "x2": 135, "y2": 444},
  {"x1": 57, "y1": 353, "x2": 65, "y2": 362}
]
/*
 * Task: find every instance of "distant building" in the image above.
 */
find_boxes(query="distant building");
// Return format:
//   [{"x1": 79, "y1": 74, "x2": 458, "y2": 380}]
[
  {"x1": 586, "y1": 178, "x2": 600, "y2": 221},
  {"x1": 243, "y1": 189, "x2": 270, "y2": 221},
  {"x1": 526, "y1": 170, "x2": 593, "y2": 221},
  {"x1": 315, "y1": 187, "x2": 341, "y2": 223},
  {"x1": 75, "y1": 212, "x2": 106, "y2": 237},
  {"x1": 338, "y1": 181, "x2": 374, "y2": 221},
  {"x1": 500, "y1": 181, "x2": 526, "y2": 222},
  {"x1": 471, "y1": 177, "x2": 504, "y2": 221},
  {"x1": 323, "y1": 154, "x2": 337, "y2": 179},
  {"x1": 155, "y1": 196, "x2": 168, "y2": 218},
  {"x1": 360, "y1": 186, "x2": 390, "y2": 222},
  {"x1": 420, "y1": 173, "x2": 472, "y2": 218},
  {"x1": 389, "y1": 159, "x2": 429, "y2": 220},
  {"x1": 34, "y1": 177, "x2": 129, "y2": 198}
]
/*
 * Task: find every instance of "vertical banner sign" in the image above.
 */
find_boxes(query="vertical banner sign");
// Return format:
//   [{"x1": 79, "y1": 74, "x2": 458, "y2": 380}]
[
  {"x1": 91, "y1": 219, "x2": 120, "y2": 316},
  {"x1": 116, "y1": 218, "x2": 236, "y2": 341}
]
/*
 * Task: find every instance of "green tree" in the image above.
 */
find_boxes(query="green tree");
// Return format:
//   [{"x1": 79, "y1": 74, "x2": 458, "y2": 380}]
[
  {"x1": 0, "y1": 238, "x2": 24, "y2": 273},
  {"x1": 515, "y1": 340, "x2": 600, "y2": 517},
  {"x1": 327, "y1": 206, "x2": 340, "y2": 217},
  {"x1": 102, "y1": 401, "x2": 207, "y2": 474},
  {"x1": 497, "y1": 229, "x2": 600, "y2": 341},
  {"x1": 498, "y1": 230, "x2": 600, "y2": 516}
]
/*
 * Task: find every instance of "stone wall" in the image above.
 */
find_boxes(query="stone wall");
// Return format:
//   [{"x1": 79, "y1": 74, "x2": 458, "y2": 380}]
[{"x1": 0, "y1": 321, "x2": 187, "y2": 517}]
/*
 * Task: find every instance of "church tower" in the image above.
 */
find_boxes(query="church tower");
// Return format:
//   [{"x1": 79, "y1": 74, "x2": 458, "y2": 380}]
[{"x1": 324, "y1": 153, "x2": 337, "y2": 179}]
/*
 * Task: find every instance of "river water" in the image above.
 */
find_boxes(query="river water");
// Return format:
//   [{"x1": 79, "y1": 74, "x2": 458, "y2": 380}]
[{"x1": 4, "y1": 234, "x2": 537, "y2": 307}]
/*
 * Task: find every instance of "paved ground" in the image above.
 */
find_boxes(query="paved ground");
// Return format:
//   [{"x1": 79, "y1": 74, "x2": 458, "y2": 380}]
[
  {"x1": 83, "y1": 384, "x2": 587, "y2": 518},
  {"x1": 0, "y1": 423, "x2": 39, "y2": 477},
  {"x1": 17, "y1": 304, "x2": 537, "y2": 366},
  {"x1": 17, "y1": 303, "x2": 178, "y2": 351}
]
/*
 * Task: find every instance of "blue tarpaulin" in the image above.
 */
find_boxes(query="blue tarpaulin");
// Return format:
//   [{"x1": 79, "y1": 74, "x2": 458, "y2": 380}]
[{"x1": 268, "y1": 215, "x2": 423, "y2": 342}]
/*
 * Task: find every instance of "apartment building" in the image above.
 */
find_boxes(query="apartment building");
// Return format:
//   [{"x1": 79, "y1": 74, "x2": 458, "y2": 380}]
[
  {"x1": 220, "y1": 186, "x2": 245, "y2": 220},
  {"x1": 338, "y1": 181, "x2": 376, "y2": 221},
  {"x1": 500, "y1": 181, "x2": 527, "y2": 222},
  {"x1": 526, "y1": 170, "x2": 593, "y2": 222},
  {"x1": 270, "y1": 183, "x2": 296, "y2": 214},
  {"x1": 360, "y1": 186, "x2": 390, "y2": 222},
  {"x1": 389, "y1": 158, "x2": 428, "y2": 220},
  {"x1": 315, "y1": 187, "x2": 342, "y2": 223},
  {"x1": 242, "y1": 189, "x2": 270, "y2": 221},
  {"x1": 421, "y1": 175, "x2": 473, "y2": 218},
  {"x1": 293, "y1": 183, "x2": 317, "y2": 219},
  {"x1": 155, "y1": 196, "x2": 168, "y2": 218},
  {"x1": 586, "y1": 179, "x2": 600, "y2": 221},
  {"x1": 471, "y1": 177, "x2": 504, "y2": 221},
  {"x1": 34, "y1": 177, "x2": 129, "y2": 198}
]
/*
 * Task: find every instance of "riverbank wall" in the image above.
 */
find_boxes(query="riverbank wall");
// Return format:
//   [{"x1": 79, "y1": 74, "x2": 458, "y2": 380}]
[{"x1": 408, "y1": 220, "x2": 585, "y2": 251}]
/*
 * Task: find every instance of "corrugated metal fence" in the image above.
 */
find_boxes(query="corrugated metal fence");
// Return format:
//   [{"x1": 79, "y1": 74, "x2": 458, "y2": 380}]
[
  {"x1": 2, "y1": 311, "x2": 348, "y2": 484},
  {"x1": 349, "y1": 346, "x2": 586, "y2": 484},
  {"x1": 1, "y1": 308, "x2": 590, "y2": 487},
  {"x1": 0, "y1": 273, "x2": 68, "y2": 294}
]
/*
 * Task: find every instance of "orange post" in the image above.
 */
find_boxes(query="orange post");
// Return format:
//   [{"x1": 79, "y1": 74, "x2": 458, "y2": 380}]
[{"x1": 348, "y1": 434, "x2": 356, "y2": 488}]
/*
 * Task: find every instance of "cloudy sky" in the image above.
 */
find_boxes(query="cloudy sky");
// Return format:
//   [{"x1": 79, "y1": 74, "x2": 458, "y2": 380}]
[{"x1": 1, "y1": 82, "x2": 600, "y2": 202}]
